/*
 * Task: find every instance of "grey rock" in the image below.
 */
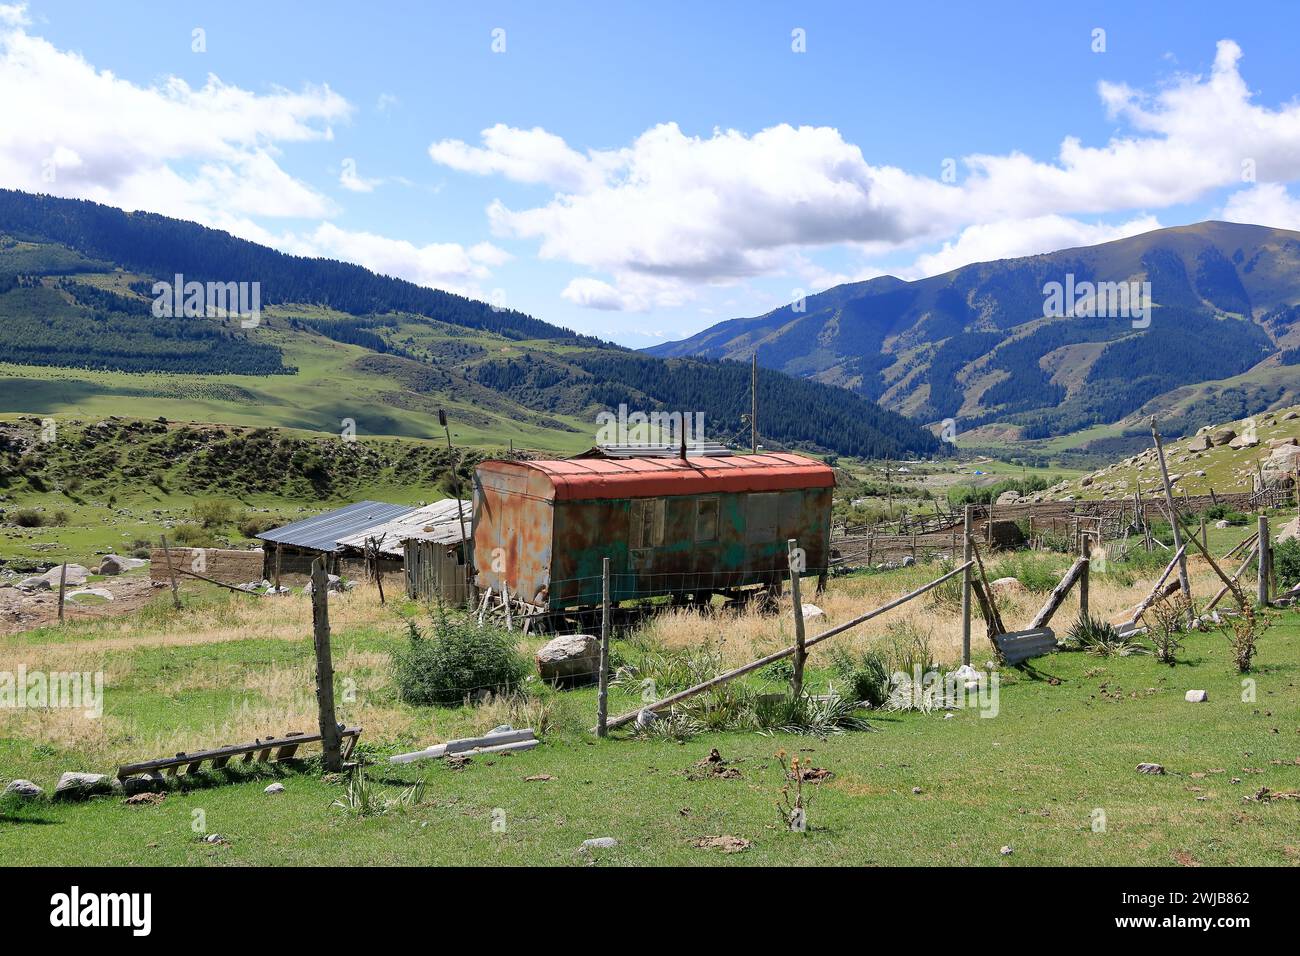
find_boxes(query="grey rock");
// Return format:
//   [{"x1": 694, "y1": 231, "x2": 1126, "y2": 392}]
[
  {"x1": 1136, "y1": 763, "x2": 1166, "y2": 775},
  {"x1": 1185, "y1": 690, "x2": 1208, "y2": 703},
  {"x1": 18, "y1": 576, "x2": 50, "y2": 590},
  {"x1": 54, "y1": 771, "x2": 118, "y2": 800},
  {"x1": 536, "y1": 633, "x2": 601, "y2": 684},
  {"x1": 3, "y1": 779, "x2": 44, "y2": 799},
  {"x1": 264, "y1": 782, "x2": 285, "y2": 794},
  {"x1": 581, "y1": 837, "x2": 617, "y2": 851}
]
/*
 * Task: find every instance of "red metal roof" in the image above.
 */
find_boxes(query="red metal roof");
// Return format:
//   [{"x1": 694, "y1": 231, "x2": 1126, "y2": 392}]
[{"x1": 486, "y1": 453, "x2": 835, "y2": 501}]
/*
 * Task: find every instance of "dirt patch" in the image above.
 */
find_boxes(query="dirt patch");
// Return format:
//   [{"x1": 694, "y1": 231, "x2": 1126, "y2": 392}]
[
  {"x1": 0, "y1": 572, "x2": 163, "y2": 636},
  {"x1": 685, "y1": 748, "x2": 742, "y2": 781},
  {"x1": 692, "y1": 834, "x2": 751, "y2": 853}
]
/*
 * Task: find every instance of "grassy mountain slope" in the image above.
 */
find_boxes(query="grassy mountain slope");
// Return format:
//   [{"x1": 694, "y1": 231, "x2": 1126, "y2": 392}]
[
  {"x1": 0, "y1": 190, "x2": 941, "y2": 460},
  {"x1": 649, "y1": 221, "x2": 1300, "y2": 441}
]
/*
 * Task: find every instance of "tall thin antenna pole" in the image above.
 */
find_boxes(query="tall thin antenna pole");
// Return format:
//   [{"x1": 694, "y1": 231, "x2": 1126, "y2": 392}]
[{"x1": 751, "y1": 353, "x2": 758, "y2": 455}]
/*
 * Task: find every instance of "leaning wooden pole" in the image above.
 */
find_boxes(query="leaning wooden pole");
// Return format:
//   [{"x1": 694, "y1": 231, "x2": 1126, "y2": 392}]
[
  {"x1": 310, "y1": 557, "x2": 343, "y2": 773},
  {"x1": 1150, "y1": 417, "x2": 1192, "y2": 605},
  {"x1": 601, "y1": 561, "x2": 973, "y2": 732},
  {"x1": 1126, "y1": 544, "x2": 1187, "y2": 628},
  {"x1": 1030, "y1": 556, "x2": 1088, "y2": 629},
  {"x1": 1207, "y1": 542, "x2": 1259, "y2": 613}
]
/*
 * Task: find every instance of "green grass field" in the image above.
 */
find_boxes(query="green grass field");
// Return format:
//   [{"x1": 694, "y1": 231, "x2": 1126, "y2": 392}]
[{"x1": 2, "y1": 571, "x2": 1297, "y2": 867}]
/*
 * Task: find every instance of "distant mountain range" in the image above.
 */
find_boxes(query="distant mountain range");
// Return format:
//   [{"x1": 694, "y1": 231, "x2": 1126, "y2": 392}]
[
  {"x1": 0, "y1": 189, "x2": 942, "y2": 460},
  {"x1": 647, "y1": 221, "x2": 1300, "y2": 442}
]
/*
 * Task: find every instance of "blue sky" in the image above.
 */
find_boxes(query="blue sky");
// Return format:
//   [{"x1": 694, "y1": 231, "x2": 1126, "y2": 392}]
[{"x1": 4, "y1": 1, "x2": 1300, "y2": 345}]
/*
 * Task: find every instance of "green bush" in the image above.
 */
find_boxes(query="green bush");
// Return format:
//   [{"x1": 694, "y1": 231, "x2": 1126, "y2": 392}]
[
  {"x1": 830, "y1": 647, "x2": 891, "y2": 707},
  {"x1": 237, "y1": 512, "x2": 279, "y2": 539},
  {"x1": 192, "y1": 498, "x2": 236, "y2": 529},
  {"x1": 171, "y1": 522, "x2": 218, "y2": 547},
  {"x1": 393, "y1": 611, "x2": 529, "y2": 707},
  {"x1": 989, "y1": 553, "x2": 1067, "y2": 592},
  {"x1": 1273, "y1": 538, "x2": 1300, "y2": 590},
  {"x1": 10, "y1": 508, "x2": 45, "y2": 527}
]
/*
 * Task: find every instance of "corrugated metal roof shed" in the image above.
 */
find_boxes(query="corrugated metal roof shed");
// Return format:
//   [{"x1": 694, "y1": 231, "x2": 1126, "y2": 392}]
[
  {"x1": 482, "y1": 453, "x2": 835, "y2": 501},
  {"x1": 335, "y1": 499, "x2": 470, "y2": 556},
  {"x1": 256, "y1": 500, "x2": 417, "y2": 553}
]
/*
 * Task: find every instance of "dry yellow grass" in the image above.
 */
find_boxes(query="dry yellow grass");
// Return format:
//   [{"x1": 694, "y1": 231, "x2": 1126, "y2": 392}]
[
  {"x1": 1, "y1": 553, "x2": 1244, "y2": 770},
  {"x1": 638, "y1": 553, "x2": 1238, "y2": 667}
]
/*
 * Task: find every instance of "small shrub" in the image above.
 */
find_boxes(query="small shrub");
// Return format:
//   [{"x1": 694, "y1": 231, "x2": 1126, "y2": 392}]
[
  {"x1": 1065, "y1": 613, "x2": 1148, "y2": 657},
  {"x1": 171, "y1": 522, "x2": 217, "y2": 547},
  {"x1": 989, "y1": 553, "x2": 1066, "y2": 592},
  {"x1": 882, "y1": 620, "x2": 935, "y2": 677},
  {"x1": 1141, "y1": 595, "x2": 1189, "y2": 665},
  {"x1": 1272, "y1": 538, "x2": 1300, "y2": 590},
  {"x1": 829, "y1": 647, "x2": 891, "y2": 707},
  {"x1": 1220, "y1": 608, "x2": 1270, "y2": 673},
  {"x1": 237, "y1": 513, "x2": 279, "y2": 539},
  {"x1": 392, "y1": 610, "x2": 529, "y2": 707},
  {"x1": 192, "y1": 499, "x2": 236, "y2": 529},
  {"x1": 11, "y1": 508, "x2": 45, "y2": 527}
]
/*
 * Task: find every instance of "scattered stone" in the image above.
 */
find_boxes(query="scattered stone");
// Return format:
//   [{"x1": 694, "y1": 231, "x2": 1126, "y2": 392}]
[
  {"x1": 66, "y1": 588, "x2": 114, "y2": 603},
  {"x1": 901, "y1": 555, "x2": 915, "y2": 567},
  {"x1": 1186, "y1": 436, "x2": 1211, "y2": 452},
  {"x1": 635, "y1": 708, "x2": 658, "y2": 730},
  {"x1": 990, "y1": 576, "x2": 1025, "y2": 596},
  {"x1": 98, "y1": 554, "x2": 146, "y2": 575},
  {"x1": 1185, "y1": 690, "x2": 1208, "y2": 703},
  {"x1": 692, "y1": 834, "x2": 751, "y2": 853},
  {"x1": 3, "y1": 779, "x2": 43, "y2": 799},
  {"x1": 1215, "y1": 520, "x2": 1230, "y2": 529},
  {"x1": 912, "y1": 786, "x2": 923, "y2": 794},
  {"x1": 18, "y1": 576, "x2": 50, "y2": 591},
  {"x1": 535, "y1": 633, "x2": 601, "y2": 685},
  {"x1": 524, "y1": 774, "x2": 554, "y2": 782},
  {"x1": 264, "y1": 782, "x2": 285, "y2": 794},
  {"x1": 1210, "y1": 429, "x2": 1237, "y2": 446},
  {"x1": 1136, "y1": 763, "x2": 1166, "y2": 775},
  {"x1": 580, "y1": 837, "x2": 617, "y2": 851},
  {"x1": 54, "y1": 771, "x2": 118, "y2": 800},
  {"x1": 122, "y1": 774, "x2": 166, "y2": 796},
  {"x1": 999, "y1": 845, "x2": 1013, "y2": 856},
  {"x1": 800, "y1": 603, "x2": 826, "y2": 622},
  {"x1": 202, "y1": 833, "x2": 227, "y2": 845}
]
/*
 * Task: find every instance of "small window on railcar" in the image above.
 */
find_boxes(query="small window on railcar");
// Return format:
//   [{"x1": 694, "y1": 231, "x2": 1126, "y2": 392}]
[
  {"x1": 695, "y1": 497, "x2": 719, "y2": 542},
  {"x1": 630, "y1": 498, "x2": 666, "y2": 548}
]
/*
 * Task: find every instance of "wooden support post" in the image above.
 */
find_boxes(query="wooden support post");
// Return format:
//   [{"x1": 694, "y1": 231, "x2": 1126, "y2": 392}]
[
  {"x1": 1200, "y1": 517, "x2": 1207, "y2": 555},
  {"x1": 57, "y1": 561, "x2": 67, "y2": 624},
  {"x1": 1150, "y1": 418, "x2": 1192, "y2": 605},
  {"x1": 274, "y1": 542, "x2": 282, "y2": 591},
  {"x1": 961, "y1": 506, "x2": 972, "y2": 666},
  {"x1": 597, "y1": 557, "x2": 611, "y2": 738},
  {"x1": 1078, "y1": 535, "x2": 1090, "y2": 621},
  {"x1": 160, "y1": 534, "x2": 181, "y2": 610},
  {"x1": 787, "y1": 539, "x2": 807, "y2": 698},
  {"x1": 1257, "y1": 514, "x2": 1270, "y2": 607},
  {"x1": 310, "y1": 557, "x2": 343, "y2": 773}
]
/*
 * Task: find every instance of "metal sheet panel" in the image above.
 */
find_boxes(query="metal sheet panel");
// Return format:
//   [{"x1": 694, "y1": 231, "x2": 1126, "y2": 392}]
[{"x1": 256, "y1": 500, "x2": 417, "y2": 553}]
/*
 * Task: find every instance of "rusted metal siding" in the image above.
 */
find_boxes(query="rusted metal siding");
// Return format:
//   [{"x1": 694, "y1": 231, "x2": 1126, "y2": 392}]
[{"x1": 473, "y1": 456, "x2": 833, "y2": 611}]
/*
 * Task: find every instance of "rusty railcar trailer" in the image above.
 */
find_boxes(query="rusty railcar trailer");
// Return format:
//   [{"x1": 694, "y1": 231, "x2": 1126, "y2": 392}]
[{"x1": 471, "y1": 452, "x2": 835, "y2": 629}]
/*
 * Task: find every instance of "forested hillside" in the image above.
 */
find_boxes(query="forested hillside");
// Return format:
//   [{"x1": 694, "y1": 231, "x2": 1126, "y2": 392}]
[{"x1": 0, "y1": 189, "x2": 944, "y2": 460}]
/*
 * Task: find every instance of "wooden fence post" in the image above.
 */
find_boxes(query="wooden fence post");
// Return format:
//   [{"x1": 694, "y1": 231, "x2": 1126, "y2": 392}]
[
  {"x1": 274, "y1": 542, "x2": 282, "y2": 592},
  {"x1": 57, "y1": 561, "x2": 67, "y2": 624},
  {"x1": 597, "y1": 557, "x2": 611, "y2": 738},
  {"x1": 310, "y1": 557, "x2": 343, "y2": 773},
  {"x1": 787, "y1": 539, "x2": 807, "y2": 698},
  {"x1": 160, "y1": 535, "x2": 182, "y2": 610},
  {"x1": 1257, "y1": 514, "x2": 1270, "y2": 607},
  {"x1": 1078, "y1": 535, "x2": 1090, "y2": 621},
  {"x1": 961, "y1": 506, "x2": 972, "y2": 666}
]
